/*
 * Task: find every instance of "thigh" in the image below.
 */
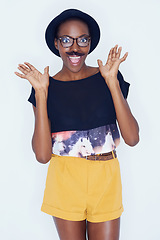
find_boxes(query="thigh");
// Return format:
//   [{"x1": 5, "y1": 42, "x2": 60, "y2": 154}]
[
  {"x1": 53, "y1": 216, "x2": 87, "y2": 240},
  {"x1": 86, "y1": 157, "x2": 123, "y2": 223},
  {"x1": 87, "y1": 217, "x2": 120, "y2": 240}
]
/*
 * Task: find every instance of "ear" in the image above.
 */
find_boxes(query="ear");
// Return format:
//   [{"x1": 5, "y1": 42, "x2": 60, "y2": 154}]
[{"x1": 54, "y1": 38, "x2": 59, "y2": 50}]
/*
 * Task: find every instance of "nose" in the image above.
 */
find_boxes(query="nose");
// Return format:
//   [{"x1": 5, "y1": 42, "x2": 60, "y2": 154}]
[{"x1": 70, "y1": 39, "x2": 80, "y2": 51}]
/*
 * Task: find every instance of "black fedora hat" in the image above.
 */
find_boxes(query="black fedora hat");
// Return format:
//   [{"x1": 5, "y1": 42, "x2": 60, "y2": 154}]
[{"x1": 45, "y1": 9, "x2": 100, "y2": 57}]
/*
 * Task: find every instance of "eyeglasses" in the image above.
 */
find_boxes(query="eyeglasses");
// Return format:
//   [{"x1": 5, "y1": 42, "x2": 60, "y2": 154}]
[{"x1": 57, "y1": 34, "x2": 91, "y2": 48}]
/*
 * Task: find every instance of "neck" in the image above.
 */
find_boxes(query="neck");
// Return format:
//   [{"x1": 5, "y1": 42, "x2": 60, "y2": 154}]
[{"x1": 59, "y1": 64, "x2": 90, "y2": 81}]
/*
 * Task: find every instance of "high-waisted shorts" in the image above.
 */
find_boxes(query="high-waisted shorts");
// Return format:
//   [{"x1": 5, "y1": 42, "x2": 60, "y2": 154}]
[{"x1": 41, "y1": 151, "x2": 124, "y2": 223}]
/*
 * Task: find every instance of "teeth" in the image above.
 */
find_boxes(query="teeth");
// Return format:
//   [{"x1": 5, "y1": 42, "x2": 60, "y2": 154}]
[{"x1": 69, "y1": 56, "x2": 80, "y2": 59}]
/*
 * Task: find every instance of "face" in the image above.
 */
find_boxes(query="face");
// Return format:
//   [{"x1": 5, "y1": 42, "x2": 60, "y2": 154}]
[{"x1": 54, "y1": 19, "x2": 91, "y2": 73}]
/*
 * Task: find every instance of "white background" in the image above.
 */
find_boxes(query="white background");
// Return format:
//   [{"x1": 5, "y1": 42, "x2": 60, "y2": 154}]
[{"x1": 1, "y1": 0, "x2": 160, "y2": 239}]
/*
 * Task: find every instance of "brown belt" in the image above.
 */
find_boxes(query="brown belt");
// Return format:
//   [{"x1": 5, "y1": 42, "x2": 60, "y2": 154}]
[{"x1": 81, "y1": 150, "x2": 117, "y2": 161}]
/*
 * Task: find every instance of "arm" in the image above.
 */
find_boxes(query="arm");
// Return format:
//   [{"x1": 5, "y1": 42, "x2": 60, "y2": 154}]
[
  {"x1": 108, "y1": 80, "x2": 139, "y2": 146},
  {"x1": 15, "y1": 62, "x2": 52, "y2": 163},
  {"x1": 97, "y1": 45, "x2": 139, "y2": 146},
  {"x1": 32, "y1": 90, "x2": 52, "y2": 163}
]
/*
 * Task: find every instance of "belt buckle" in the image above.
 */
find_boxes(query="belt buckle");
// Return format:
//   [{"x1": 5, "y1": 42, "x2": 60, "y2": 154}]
[
  {"x1": 85, "y1": 153, "x2": 102, "y2": 160},
  {"x1": 95, "y1": 153, "x2": 101, "y2": 160}
]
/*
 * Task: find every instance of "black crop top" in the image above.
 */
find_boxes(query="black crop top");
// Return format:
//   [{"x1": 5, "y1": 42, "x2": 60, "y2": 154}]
[
  {"x1": 28, "y1": 70, "x2": 130, "y2": 132},
  {"x1": 28, "y1": 70, "x2": 130, "y2": 157}
]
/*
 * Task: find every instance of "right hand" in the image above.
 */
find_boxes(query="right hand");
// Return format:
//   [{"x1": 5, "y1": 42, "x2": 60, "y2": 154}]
[{"x1": 15, "y1": 62, "x2": 49, "y2": 92}]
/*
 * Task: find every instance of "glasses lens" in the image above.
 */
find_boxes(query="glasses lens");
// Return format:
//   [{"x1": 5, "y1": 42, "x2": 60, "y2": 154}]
[
  {"x1": 60, "y1": 36, "x2": 72, "y2": 47},
  {"x1": 78, "y1": 36, "x2": 90, "y2": 47}
]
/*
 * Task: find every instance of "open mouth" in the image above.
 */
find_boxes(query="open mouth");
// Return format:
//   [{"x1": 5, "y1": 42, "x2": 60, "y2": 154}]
[
  {"x1": 68, "y1": 55, "x2": 82, "y2": 65},
  {"x1": 66, "y1": 51, "x2": 85, "y2": 66}
]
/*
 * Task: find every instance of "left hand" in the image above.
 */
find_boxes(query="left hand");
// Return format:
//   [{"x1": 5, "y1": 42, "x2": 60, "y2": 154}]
[{"x1": 97, "y1": 45, "x2": 128, "y2": 87}]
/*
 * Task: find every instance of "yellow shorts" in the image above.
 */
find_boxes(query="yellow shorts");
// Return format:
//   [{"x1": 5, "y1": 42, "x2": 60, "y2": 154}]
[{"x1": 41, "y1": 152, "x2": 124, "y2": 223}]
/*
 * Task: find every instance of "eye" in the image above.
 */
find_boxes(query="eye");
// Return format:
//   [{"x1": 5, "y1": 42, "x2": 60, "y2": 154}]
[
  {"x1": 61, "y1": 37, "x2": 71, "y2": 43},
  {"x1": 80, "y1": 37, "x2": 88, "y2": 43}
]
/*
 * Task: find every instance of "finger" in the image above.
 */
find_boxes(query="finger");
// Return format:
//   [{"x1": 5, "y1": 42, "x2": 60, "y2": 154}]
[
  {"x1": 110, "y1": 47, "x2": 114, "y2": 59},
  {"x1": 18, "y1": 66, "x2": 29, "y2": 75},
  {"x1": 24, "y1": 62, "x2": 36, "y2": 71},
  {"x1": 18, "y1": 64, "x2": 30, "y2": 72},
  {"x1": 44, "y1": 66, "x2": 49, "y2": 74},
  {"x1": 106, "y1": 48, "x2": 113, "y2": 65},
  {"x1": 117, "y1": 47, "x2": 122, "y2": 58},
  {"x1": 97, "y1": 59, "x2": 103, "y2": 68},
  {"x1": 120, "y1": 52, "x2": 128, "y2": 62},
  {"x1": 14, "y1": 72, "x2": 26, "y2": 79},
  {"x1": 113, "y1": 45, "x2": 118, "y2": 58},
  {"x1": 108, "y1": 48, "x2": 113, "y2": 60}
]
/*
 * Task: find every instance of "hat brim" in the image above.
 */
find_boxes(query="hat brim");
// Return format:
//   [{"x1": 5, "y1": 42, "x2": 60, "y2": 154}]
[{"x1": 45, "y1": 9, "x2": 100, "y2": 57}]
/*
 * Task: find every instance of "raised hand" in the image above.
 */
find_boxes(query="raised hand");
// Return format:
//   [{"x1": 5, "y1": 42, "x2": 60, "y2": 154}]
[
  {"x1": 15, "y1": 62, "x2": 49, "y2": 92},
  {"x1": 97, "y1": 45, "x2": 128, "y2": 87}
]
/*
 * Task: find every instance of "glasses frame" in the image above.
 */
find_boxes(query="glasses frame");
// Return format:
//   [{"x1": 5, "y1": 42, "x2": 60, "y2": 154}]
[{"x1": 57, "y1": 34, "x2": 91, "y2": 48}]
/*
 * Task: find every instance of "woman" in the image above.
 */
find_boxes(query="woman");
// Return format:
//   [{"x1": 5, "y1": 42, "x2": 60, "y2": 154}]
[{"x1": 15, "y1": 9, "x2": 139, "y2": 240}]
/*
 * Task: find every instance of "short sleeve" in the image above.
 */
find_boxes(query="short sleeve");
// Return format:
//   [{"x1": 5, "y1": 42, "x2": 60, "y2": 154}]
[
  {"x1": 28, "y1": 86, "x2": 36, "y2": 107},
  {"x1": 117, "y1": 70, "x2": 130, "y2": 99}
]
